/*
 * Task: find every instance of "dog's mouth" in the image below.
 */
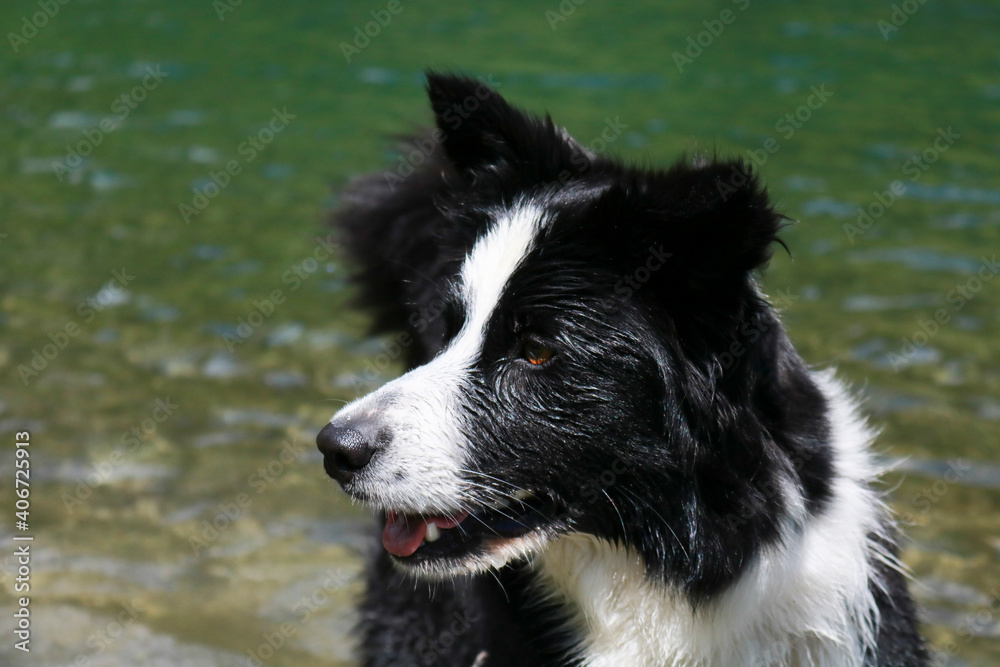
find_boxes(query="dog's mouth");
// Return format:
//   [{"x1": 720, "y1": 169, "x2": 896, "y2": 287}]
[{"x1": 381, "y1": 491, "x2": 561, "y2": 568}]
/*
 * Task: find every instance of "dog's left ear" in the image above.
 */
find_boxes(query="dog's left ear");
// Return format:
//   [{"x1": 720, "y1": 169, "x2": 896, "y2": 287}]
[
  {"x1": 595, "y1": 159, "x2": 785, "y2": 301},
  {"x1": 425, "y1": 71, "x2": 583, "y2": 181}
]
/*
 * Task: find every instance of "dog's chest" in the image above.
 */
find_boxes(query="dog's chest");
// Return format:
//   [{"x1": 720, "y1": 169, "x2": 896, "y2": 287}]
[
  {"x1": 531, "y1": 533, "x2": 869, "y2": 667},
  {"x1": 533, "y1": 534, "x2": 688, "y2": 667}
]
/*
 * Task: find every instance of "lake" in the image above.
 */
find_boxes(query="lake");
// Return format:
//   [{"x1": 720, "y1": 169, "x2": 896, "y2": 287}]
[{"x1": 1, "y1": 0, "x2": 998, "y2": 665}]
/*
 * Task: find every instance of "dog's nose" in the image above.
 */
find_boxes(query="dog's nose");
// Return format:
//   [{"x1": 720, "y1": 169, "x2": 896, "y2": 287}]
[{"x1": 316, "y1": 422, "x2": 378, "y2": 483}]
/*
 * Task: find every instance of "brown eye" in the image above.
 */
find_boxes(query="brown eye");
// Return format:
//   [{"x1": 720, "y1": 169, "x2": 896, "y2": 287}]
[{"x1": 522, "y1": 340, "x2": 554, "y2": 365}]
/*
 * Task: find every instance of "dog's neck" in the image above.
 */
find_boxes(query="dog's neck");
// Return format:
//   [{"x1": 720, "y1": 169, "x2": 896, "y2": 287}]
[{"x1": 532, "y1": 373, "x2": 889, "y2": 667}]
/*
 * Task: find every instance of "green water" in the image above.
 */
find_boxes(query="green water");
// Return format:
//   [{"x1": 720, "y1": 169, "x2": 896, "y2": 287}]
[{"x1": 1, "y1": 1, "x2": 998, "y2": 665}]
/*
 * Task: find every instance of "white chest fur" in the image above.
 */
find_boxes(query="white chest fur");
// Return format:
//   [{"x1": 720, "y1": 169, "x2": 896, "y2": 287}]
[{"x1": 535, "y1": 531, "x2": 874, "y2": 667}]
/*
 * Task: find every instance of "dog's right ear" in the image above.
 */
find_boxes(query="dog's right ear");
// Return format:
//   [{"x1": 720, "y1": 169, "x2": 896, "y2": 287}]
[{"x1": 425, "y1": 71, "x2": 582, "y2": 182}]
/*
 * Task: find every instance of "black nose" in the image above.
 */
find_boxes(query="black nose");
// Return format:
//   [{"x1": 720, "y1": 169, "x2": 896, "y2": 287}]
[{"x1": 316, "y1": 422, "x2": 378, "y2": 484}]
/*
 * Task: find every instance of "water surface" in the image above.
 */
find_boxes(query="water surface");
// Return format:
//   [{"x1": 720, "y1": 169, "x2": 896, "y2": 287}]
[{"x1": 1, "y1": 1, "x2": 998, "y2": 665}]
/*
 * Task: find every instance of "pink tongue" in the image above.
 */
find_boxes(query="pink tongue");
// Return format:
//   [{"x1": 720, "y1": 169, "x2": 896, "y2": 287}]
[
  {"x1": 382, "y1": 512, "x2": 427, "y2": 557},
  {"x1": 381, "y1": 511, "x2": 471, "y2": 557}
]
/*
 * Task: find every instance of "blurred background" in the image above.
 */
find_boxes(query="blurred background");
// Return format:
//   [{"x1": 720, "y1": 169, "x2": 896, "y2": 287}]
[{"x1": 1, "y1": 1, "x2": 998, "y2": 665}]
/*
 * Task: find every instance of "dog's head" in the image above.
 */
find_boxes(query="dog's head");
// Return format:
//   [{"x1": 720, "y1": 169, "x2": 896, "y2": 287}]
[{"x1": 318, "y1": 74, "x2": 824, "y2": 589}]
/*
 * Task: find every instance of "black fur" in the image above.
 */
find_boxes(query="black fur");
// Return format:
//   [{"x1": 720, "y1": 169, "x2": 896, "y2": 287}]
[{"x1": 325, "y1": 72, "x2": 927, "y2": 666}]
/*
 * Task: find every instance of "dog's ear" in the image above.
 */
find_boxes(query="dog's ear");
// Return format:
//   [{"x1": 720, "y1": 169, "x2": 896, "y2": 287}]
[
  {"x1": 595, "y1": 159, "x2": 785, "y2": 301},
  {"x1": 425, "y1": 71, "x2": 582, "y2": 181},
  {"x1": 662, "y1": 159, "x2": 785, "y2": 281}
]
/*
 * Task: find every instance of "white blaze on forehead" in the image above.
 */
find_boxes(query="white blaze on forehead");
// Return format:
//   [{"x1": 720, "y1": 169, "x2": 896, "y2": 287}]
[
  {"x1": 457, "y1": 202, "x2": 548, "y2": 347},
  {"x1": 418, "y1": 200, "x2": 549, "y2": 379},
  {"x1": 328, "y1": 202, "x2": 548, "y2": 514}
]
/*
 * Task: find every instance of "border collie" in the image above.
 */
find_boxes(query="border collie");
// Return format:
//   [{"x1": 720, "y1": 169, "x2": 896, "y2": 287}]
[{"x1": 316, "y1": 72, "x2": 927, "y2": 667}]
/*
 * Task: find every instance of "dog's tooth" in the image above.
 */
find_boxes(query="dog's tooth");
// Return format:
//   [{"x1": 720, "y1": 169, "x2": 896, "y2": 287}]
[
  {"x1": 514, "y1": 490, "x2": 532, "y2": 501},
  {"x1": 425, "y1": 523, "x2": 441, "y2": 542}
]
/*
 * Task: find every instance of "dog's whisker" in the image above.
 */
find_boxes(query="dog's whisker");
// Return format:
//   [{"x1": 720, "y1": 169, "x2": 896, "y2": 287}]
[
  {"x1": 618, "y1": 486, "x2": 689, "y2": 560},
  {"x1": 462, "y1": 516, "x2": 499, "y2": 537},
  {"x1": 458, "y1": 478, "x2": 527, "y2": 506},
  {"x1": 602, "y1": 489, "x2": 628, "y2": 538},
  {"x1": 451, "y1": 489, "x2": 546, "y2": 535},
  {"x1": 457, "y1": 468, "x2": 526, "y2": 495},
  {"x1": 454, "y1": 479, "x2": 560, "y2": 529},
  {"x1": 319, "y1": 398, "x2": 350, "y2": 406},
  {"x1": 487, "y1": 569, "x2": 510, "y2": 604}
]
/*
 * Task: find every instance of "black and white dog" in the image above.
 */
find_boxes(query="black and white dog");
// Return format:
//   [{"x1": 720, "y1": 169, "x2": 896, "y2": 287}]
[{"x1": 316, "y1": 73, "x2": 927, "y2": 666}]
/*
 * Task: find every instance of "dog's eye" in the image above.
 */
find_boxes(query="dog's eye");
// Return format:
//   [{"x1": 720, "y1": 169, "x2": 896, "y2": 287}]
[{"x1": 521, "y1": 340, "x2": 554, "y2": 365}]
